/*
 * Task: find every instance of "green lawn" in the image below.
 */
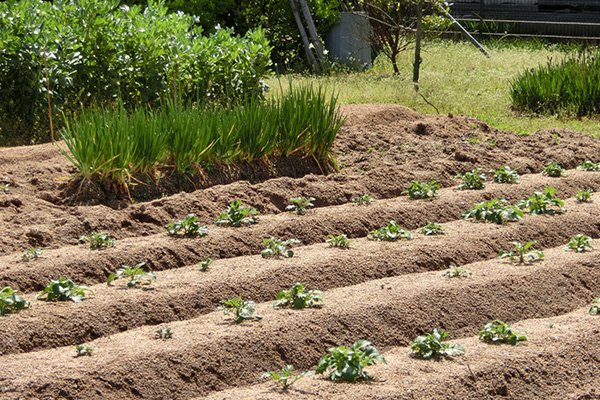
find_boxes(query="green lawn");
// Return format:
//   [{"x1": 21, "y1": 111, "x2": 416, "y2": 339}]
[{"x1": 265, "y1": 40, "x2": 599, "y2": 137}]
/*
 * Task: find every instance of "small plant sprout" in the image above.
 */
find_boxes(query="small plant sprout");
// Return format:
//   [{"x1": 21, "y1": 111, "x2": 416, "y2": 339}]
[
  {"x1": 107, "y1": 262, "x2": 156, "y2": 288},
  {"x1": 492, "y1": 166, "x2": 520, "y2": 184},
  {"x1": 316, "y1": 340, "x2": 386, "y2": 382},
  {"x1": 368, "y1": 221, "x2": 414, "y2": 241},
  {"x1": 403, "y1": 180, "x2": 440, "y2": 199},
  {"x1": 0, "y1": 183, "x2": 9, "y2": 192},
  {"x1": 454, "y1": 168, "x2": 486, "y2": 190},
  {"x1": 74, "y1": 344, "x2": 94, "y2": 357},
  {"x1": 443, "y1": 265, "x2": 471, "y2": 278},
  {"x1": 0, "y1": 286, "x2": 30, "y2": 316},
  {"x1": 285, "y1": 197, "x2": 315, "y2": 215},
  {"x1": 420, "y1": 222, "x2": 446, "y2": 235},
  {"x1": 326, "y1": 234, "x2": 352, "y2": 248},
  {"x1": 198, "y1": 259, "x2": 213, "y2": 271},
  {"x1": 564, "y1": 234, "x2": 594, "y2": 253},
  {"x1": 578, "y1": 160, "x2": 600, "y2": 171},
  {"x1": 261, "y1": 365, "x2": 312, "y2": 391},
  {"x1": 155, "y1": 328, "x2": 173, "y2": 339},
  {"x1": 79, "y1": 232, "x2": 115, "y2": 249},
  {"x1": 575, "y1": 189, "x2": 593, "y2": 202},
  {"x1": 542, "y1": 162, "x2": 565, "y2": 177},
  {"x1": 352, "y1": 194, "x2": 373, "y2": 205},
  {"x1": 498, "y1": 241, "x2": 544, "y2": 264},
  {"x1": 215, "y1": 200, "x2": 259, "y2": 227},
  {"x1": 166, "y1": 214, "x2": 208, "y2": 237},
  {"x1": 410, "y1": 328, "x2": 465, "y2": 359},
  {"x1": 36, "y1": 278, "x2": 94, "y2": 302},
  {"x1": 21, "y1": 247, "x2": 45, "y2": 261},
  {"x1": 517, "y1": 187, "x2": 566, "y2": 215},
  {"x1": 589, "y1": 297, "x2": 600, "y2": 315},
  {"x1": 217, "y1": 296, "x2": 258, "y2": 324},
  {"x1": 274, "y1": 282, "x2": 323, "y2": 309},
  {"x1": 479, "y1": 320, "x2": 527, "y2": 345},
  {"x1": 462, "y1": 199, "x2": 523, "y2": 224},
  {"x1": 260, "y1": 238, "x2": 300, "y2": 258}
]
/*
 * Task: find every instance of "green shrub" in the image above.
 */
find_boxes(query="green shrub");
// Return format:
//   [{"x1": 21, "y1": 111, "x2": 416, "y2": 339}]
[
  {"x1": 498, "y1": 241, "x2": 544, "y2": 264},
  {"x1": 443, "y1": 265, "x2": 471, "y2": 278},
  {"x1": 542, "y1": 162, "x2": 564, "y2": 177},
  {"x1": 420, "y1": 222, "x2": 446, "y2": 235},
  {"x1": 564, "y1": 234, "x2": 594, "y2": 253},
  {"x1": 79, "y1": 232, "x2": 115, "y2": 249},
  {"x1": 352, "y1": 194, "x2": 373, "y2": 205},
  {"x1": 462, "y1": 199, "x2": 523, "y2": 224},
  {"x1": 492, "y1": 166, "x2": 520, "y2": 184},
  {"x1": 454, "y1": 168, "x2": 486, "y2": 190},
  {"x1": 166, "y1": 214, "x2": 208, "y2": 237},
  {"x1": 36, "y1": 278, "x2": 94, "y2": 302},
  {"x1": 326, "y1": 234, "x2": 352, "y2": 248},
  {"x1": 368, "y1": 221, "x2": 413, "y2": 241},
  {"x1": 260, "y1": 238, "x2": 300, "y2": 258},
  {"x1": 217, "y1": 296, "x2": 257, "y2": 324},
  {"x1": 575, "y1": 189, "x2": 593, "y2": 202},
  {"x1": 215, "y1": 200, "x2": 260, "y2": 227},
  {"x1": 0, "y1": 287, "x2": 30, "y2": 316},
  {"x1": 410, "y1": 328, "x2": 465, "y2": 359},
  {"x1": 274, "y1": 283, "x2": 323, "y2": 309},
  {"x1": 578, "y1": 160, "x2": 600, "y2": 171},
  {"x1": 517, "y1": 187, "x2": 566, "y2": 215},
  {"x1": 286, "y1": 197, "x2": 315, "y2": 215},
  {"x1": 479, "y1": 320, "x2": 527, "y2": 345},
  {"x1": 107, "y1": 262, "x2": 156, "y2": 288},
  {"x1": 403, "y1": 180, "x2": 440, "y2": 199},
  {"x1": 75, "y1": 345, "x2": 94, "y2": 357},
  {"x1": 316, "y1": 340, "x2": 386, "y2": 382}
]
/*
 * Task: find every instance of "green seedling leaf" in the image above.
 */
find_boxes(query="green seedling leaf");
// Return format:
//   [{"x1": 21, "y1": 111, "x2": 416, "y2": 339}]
[
  {"x1": 261, "y1": 365, "x2": 312, "y2": 391},
  {"x1": 564, "y1": 234, "x2": 594, "y2": 253},
  {"x1": 368, "y1": 221, "x2": 413, "y2": 241},
  {"x1": 479, "y1": 320, "x2": 527, "y2": 345},
  {"x1": 36, "y1": 278, "x2": 94, "y2": 302},
  {"x1": 0, "y1": 286, "x2": 30, "y2": 316},
  {"x1": 274, "y1": 282, "x2": 323, "y2": 309},
  {"x1": 260, "y1": 238, "x2": 300, "y2": 258},
  {"x1": 454, "y1": 168, "x2": 486, "y2": 190},
  {"x1": 316, "y1": 340, "x2": 386, "y2": 382},
  {"x1": 107, "y1": 262, "x2": 156, "y2": 288},
  {"x1": 215, "y1": 200, "x2": 259, "y2": 227},
  {"x1": 498, "y1": 241, "x2": 544, "y2": 264},
  {"x1": 285, "y1": 197, "x2": 315, "y2": 215},
  {"x1": 410, "y1": 328, "x2": 465, "y2": 359},
  {"x1": 403, "y1": 181, "x2": 440, "y2": 199},
  {"x1": 326, "y1": 234, "x2": 352, "y2": 248}
]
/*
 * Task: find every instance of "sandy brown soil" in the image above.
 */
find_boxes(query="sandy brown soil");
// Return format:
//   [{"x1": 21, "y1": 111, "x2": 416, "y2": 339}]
[{"x1": 0, "y1": 104, "x2": 599, "y2": 399}]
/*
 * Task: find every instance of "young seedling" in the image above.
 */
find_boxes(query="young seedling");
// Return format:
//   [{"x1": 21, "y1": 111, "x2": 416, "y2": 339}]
[
  {"x1": 589, "y1": 297, "x2": 600, "y2": 315},
  {"x1": 326, "y1": 234, "x2": 352, "y2": 248},
  {"x1": 564, "y1": 234, "x2": 594, "y2": 253},
  {"x1": 420, "y1": 222, "x2": 446, "y2": 235},
  {"x1": 260, "y1": 238, "x2": 300, "y2": 258},
  {"x1": 0, "y1": 286, "x2": 30, "y2": 316},
  {"x1": 517, "y1": 187, "x2": 566, "y2": 215},
  {"x1": 542, "y1": 162, "x2": 564, "y2": 177},
  {"x1": 215, "y1": 200, "x2": 259, "y2": 227},
  {"x1": 368, "y1": 221, "x2": 413, "y2": 242},
  {"x1": 217, "y1": 296, "x2": 258, "y2": 324},
  {"x1": 454, "y1": 168, "x2": 486, "y2": 190},
  {"x1": 492, "y1": 166, "x2": 520, "y2": 184},
  {"x1": 107, "y1": 262, "x2": 156, "y2": 288},
  {"x1": 274, "y1": 282, "x2": 323, "y2": 309},
  {"x1": 198, "y1": 259, "x2": 213, "y2": 271},
  {"x1": 462, "y1": 199, "x2": 523, "y2": 224},
  {"x1": 578, "y1": 160, "x2": 600, "y2": 171},
  {"x1": 261, "y1": 365, "x2": 312, "y2": 391},
  {"x1": 479, "y1": 320, "x2": 527, "y2": 345},
  {"x1": 285, "y1": 197, "x2": 315, "y2": 215},
  {"x1": 498, "y1": 241, "x2": 544, "y2": 264},
  {"x1": 21, "y1": 247, "x2": 45, "y2": 261},
  {"x1": 74, "y1": 344, "x2": 94, "y2": 357},
  {"x1": 315, "y1": 340, "x2": 386, "y2": 382},
  {"x1": 79, "y1": 232, "x2": 115, "y2": 249},
  {"x1": 166, "y1": 214, "x2": 208, "y2": 237},
  {"x1": 155, "y1": 328, "x2": 174, "y2": 339},
  {"x1": 36, "y1": 278, "x2": 94, "y2": 302},
  {"x1": 0, "y1": 183, "x2": 9, "y2": 192},
  {"x1": 575, "y1": 189, "x2": 593, "y2": 202},
  {"x1": 443, "y1": 265, "x2": 471, "y2": 278},
  {"x1": 410, "y1": 328, "x2": 465, "y2": 359},
  {"x1": 352, "y1": 195, "x2": 373, "y2": 205},
  {"x1": 403, "y1": 181, "x2": 440, "y2": 199}
]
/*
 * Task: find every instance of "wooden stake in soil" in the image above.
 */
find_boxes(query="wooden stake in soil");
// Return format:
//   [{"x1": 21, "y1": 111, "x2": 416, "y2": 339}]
[{"x1": 413, "y1": 1, "x2": 423, "y2": 92}]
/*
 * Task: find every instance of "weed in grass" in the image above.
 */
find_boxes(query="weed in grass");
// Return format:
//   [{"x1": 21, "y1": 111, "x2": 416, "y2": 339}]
[
  {"x1": 454, "y1": 168, "x2": 486, "y2": 190},
  {"x1": 107, "y1": 262, "x2": 156, "y2": 288},
  {"x1": 37, "y1": 278, "x2": 94, "y2": 302},
  {"x1": 0, "y1": 286, "x2": 29, "y2": 316},
  {"x1": 326, "y1": 234, "x2": 352, "y2": 248},
  {"x1": 542, "y1": 162, "x2": 564, "y2": 177},
  {"x1": 410, "y1": 328, "x2": 465, "y2": 359},
  {"x1": 166, "y1": 214, "x2": 208, "y2": 237},
  {"x1": 420, "y1": 222, "x2": 446, "y2": 235},
  {"x1": 199, "y1": 259, "x2": 213, "y2": 271},
  {"x1": 217, "y1": 296, "x2": 258, "y2": 324},
  {"x1": 261, "y1": 365, "x2": 312, "y2": 391},
  {"x1": 215, "y1": 200, "x2": 259, "y2": 227},
  {"x1": 274, "y1": 282, "x2": 323, "y2": 309},
  {"x1": 462, "y1": 199, "x2": 523, "y2": 224},
  {"x1": 260, "y1": 238, "x2": 300, "y2": 258},
  {"x1": 155, "y1": 328, "x2": 173, "y2": 339},
  {"x1": 443, "y1": 265, "x2": 471, "y2": 278},
  {"x1": 79, "y1": 232, "x2": 115, "y2": 249},
  {"x1": 492, "y1": 166, "x2": 520, "y2": 184},
  {"x1": 564, "y1": 234, "x2": 594, "y2": 253},
  {"x1": 74, "y1": 345, "x2": 94, "y2": 357},
  {"x1": 590, "y1": 297, "x2": 600, "y2": 315},
  {"x1": 403, "y1": 181, "x2": 440, "y2": 199},
  {"x1": 578, "y1": 160, "x2": 600, "y2": 171},
  {"x1": 285, "y1": 197, "x2": 315, "y2": 215},
  {"x1": 368, "y1": 221, "x2": 413, "y2": 241},
  {"x1": 498, "y1": 241, "x2": 544, "y2": 264},
  {"x1": 575, "y1": 189, "x2": 593, "y2": 202},
  {"x1": 352, "y1": 194, "x2": 373, "y2": 205},
  {"x1": 316, "y1": 340, "x2": 386, "y2": 382},
  {"x1": 517, "y1": 187, "x2": 566, "y2": 215},
  {"x1": 479, "y1": 320, "x2": 527, "y2": 345},
  {"x1": 21, "y1": 247, "x2": 45, "y2": 261}
]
